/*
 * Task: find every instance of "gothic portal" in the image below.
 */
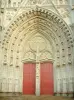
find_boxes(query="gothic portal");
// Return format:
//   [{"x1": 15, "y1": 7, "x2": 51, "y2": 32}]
[{"x1": 0, "y1": 0, "x2": 74, "y2": 97}]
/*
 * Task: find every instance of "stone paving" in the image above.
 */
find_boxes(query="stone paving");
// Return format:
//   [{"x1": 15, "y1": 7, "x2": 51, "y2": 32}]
[{"x1": 0, "y1": 94, "x2": 74, "y2": 100}]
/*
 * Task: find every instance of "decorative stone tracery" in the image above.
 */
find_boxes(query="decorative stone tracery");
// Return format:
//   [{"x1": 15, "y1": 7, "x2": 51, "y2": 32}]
[{"x1": 0, "y1": 7, "x2": 74, "y2": 96}]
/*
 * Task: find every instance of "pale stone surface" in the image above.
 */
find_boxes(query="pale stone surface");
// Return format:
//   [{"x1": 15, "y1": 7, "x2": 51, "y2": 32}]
[{"x1": 0, "y1": 0, "x2": 74, "y2": 97}]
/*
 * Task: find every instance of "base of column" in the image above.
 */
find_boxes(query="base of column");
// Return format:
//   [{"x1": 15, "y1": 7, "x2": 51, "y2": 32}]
[
  {"x1": 56, "y1": 93, "x2": 60, "y2": 96},
  {"x1": 62, "y1": 93, "x2": 67, "y2": 97},
  {"x1": 54, "y1": 92, "x2": 74, "y2": 97},
  {"x1": 35, "y1": 90, "x2": 40, "y2": 96},
  {"x1": 68, "y1": 92, "x2": 74, "y2": 97}
]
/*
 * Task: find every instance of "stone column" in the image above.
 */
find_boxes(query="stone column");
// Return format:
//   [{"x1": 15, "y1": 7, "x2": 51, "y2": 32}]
[
  {"x1": 36, "y1": 62, "x2": 40, "y2": 96},
  {"x1": 35, "y1": 46, "x2": 40, "y2": 96}
]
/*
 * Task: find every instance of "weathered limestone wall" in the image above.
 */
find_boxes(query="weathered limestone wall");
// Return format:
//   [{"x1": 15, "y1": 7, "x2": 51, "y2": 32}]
[{"x1": 0, "y1": 0, "x2": 74, "y2": 97}]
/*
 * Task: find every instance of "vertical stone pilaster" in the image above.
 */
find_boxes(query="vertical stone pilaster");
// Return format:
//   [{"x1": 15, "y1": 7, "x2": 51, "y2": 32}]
[
  {"x1": 34, "y1": 41, "x2": 41, "y2": 96},
  {"x1": 36, "y1": 62, "x2": 40, "y2": 96}
]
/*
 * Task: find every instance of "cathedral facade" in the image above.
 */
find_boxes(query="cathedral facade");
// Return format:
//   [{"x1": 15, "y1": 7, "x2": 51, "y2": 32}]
[{"x1": 0, "y1": 0, "x2": 74, "y2": 97}]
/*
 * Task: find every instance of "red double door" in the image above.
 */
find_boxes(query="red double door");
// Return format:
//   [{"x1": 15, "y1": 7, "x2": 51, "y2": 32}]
[{"x1": 23, "y1": 62, "x2": 54, "y2": 95}]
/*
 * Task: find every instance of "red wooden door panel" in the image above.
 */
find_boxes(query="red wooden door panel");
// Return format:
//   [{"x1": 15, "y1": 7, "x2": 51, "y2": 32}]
[
  {"x1": 23, "y1": 63, "x2": 36, "y2": 94},
  {"x1": 40, "y1": 62, "x2": 54, "y2": 95}
]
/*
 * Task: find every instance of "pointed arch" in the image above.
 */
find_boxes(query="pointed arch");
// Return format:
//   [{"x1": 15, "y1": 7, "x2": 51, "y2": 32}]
[{"x1": 1, "y1": 7, "x2": 74, "y2": 94}]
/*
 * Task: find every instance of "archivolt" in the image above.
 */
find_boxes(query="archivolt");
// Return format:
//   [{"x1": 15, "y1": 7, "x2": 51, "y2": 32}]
[{"x1": 1, "y1": 7, "x2": 73, "y2": 68}]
